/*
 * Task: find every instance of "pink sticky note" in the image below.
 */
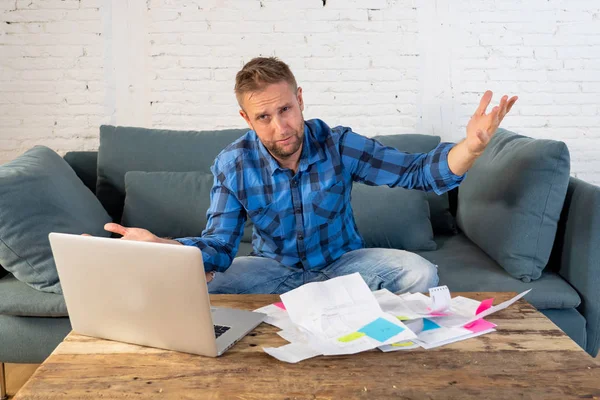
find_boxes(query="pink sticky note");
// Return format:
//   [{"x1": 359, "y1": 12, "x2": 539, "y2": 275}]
[
  {"x1": 428, "y1": 312, "x2": 449, "y2": 317},
  {"x1": 476, "y1": 298, "x2": 494, "y2": 315},
  {"x1": 464, "y1": 319, "x2": 496, "y2": 333},
  {"x1": 274, "y1": 302, "x2": 286, "y2": 310}
]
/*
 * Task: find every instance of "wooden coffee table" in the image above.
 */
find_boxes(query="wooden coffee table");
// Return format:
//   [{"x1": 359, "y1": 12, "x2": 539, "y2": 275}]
[{"x1": 13, "y1": 293, "x2": 600, "y2": 399}]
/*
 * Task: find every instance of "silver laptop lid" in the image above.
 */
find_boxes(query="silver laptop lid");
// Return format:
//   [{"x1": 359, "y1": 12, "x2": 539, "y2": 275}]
[{"x1": 48, "y1": 232, "x2": 219, "y2": 357}]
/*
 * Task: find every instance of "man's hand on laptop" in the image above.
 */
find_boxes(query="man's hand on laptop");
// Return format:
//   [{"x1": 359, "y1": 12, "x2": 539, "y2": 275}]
[
  {"x1": 103, "y1": 223, "x2": 176, "y2": 244},
  {"x1": 82, "y1": 223, "x2": 215, "y2": 283}
]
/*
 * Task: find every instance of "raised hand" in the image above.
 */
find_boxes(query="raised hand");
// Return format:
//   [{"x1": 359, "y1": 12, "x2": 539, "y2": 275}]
[{"x1": 466, "y1": 90, "x2": 518, "y2": 156}]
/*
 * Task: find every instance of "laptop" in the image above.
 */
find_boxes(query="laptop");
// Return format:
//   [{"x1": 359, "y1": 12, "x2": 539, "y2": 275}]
[{"x1": 48, "y1": 232, "x2": 266, "y2": 357}]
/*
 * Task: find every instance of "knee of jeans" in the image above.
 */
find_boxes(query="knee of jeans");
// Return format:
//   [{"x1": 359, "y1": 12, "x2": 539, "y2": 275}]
[{"x1": 412, "y1": 262, "x2": 439, "y2": 293}]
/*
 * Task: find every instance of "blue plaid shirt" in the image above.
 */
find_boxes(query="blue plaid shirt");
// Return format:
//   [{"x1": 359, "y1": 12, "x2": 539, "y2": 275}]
[{"x1": 177, "y1": 119, "x2": 464, "y2": 272}]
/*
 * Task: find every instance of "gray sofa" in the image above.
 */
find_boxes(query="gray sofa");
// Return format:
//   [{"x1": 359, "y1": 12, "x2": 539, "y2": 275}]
[{"x1": 1, "y1": 124, "x2": 599, "y2": 396}]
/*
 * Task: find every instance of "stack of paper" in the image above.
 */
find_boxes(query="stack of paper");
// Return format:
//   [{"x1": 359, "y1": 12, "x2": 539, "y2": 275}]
[{"x1": 254, "y1": 273, "x2": 531, "y2": 363}]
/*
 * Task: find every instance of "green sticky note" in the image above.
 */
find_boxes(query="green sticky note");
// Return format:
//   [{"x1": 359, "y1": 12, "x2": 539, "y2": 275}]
[
  {"x1": 338, "y1": 332, "x2": 366, "y2": 343},
  {"x1": 391, "y1": 341, "x2": 414, "y2": 347},
  {"x1": 396, "y1": 316, "x2": 410, "y2": 321}
]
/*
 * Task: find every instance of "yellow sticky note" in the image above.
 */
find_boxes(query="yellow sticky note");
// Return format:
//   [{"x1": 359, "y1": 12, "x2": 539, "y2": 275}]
[
  {"x1": 391, "y1": 341, "x2": 415, "y2": 347},
  {"x1": 338, "y1": 332, "x2": 366, "y2": 343},
  {"x1": 396, "y1": 316, "x2": 410, "y2": 321}
]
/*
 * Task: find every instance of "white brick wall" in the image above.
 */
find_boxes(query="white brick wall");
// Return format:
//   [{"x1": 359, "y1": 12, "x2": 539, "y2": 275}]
[{"x1": 1, "y1": 0, "x2": 599, "y2": 185}]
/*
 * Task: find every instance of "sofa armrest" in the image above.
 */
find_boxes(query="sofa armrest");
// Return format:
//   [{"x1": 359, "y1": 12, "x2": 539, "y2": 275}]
[{"x1": 551, "y1": 177, "x2": 600, "y2": 356}]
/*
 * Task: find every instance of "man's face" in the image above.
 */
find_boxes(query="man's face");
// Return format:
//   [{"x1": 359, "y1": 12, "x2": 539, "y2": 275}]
[{"x1": 239, "y1": 81, "x2": 305, "y2": 160}]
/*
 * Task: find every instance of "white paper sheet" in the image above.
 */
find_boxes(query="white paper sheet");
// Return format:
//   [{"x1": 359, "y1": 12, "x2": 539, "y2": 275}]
[
  {"x1": 429, "y1": 285, "x2": 451, "y2": 312},
  {"x1": 461, "y1": 289, "x2": 532, "y2": 326},
  {"x1": 263, "y1": 342, "x2": 322, "y2": 363},
  {"x1": 416, "y1": 329, "x2": 496, "y2": 349},
  {"x1": 372, "y1": 289, "x2": 426, "y2": 320},
  {"x1": 379, "y1": 340, "x2": 421, "y2": 352},
  {"x1": 273, "y1": 273, "x2": 416, "y2": 358},
  {"x1": 253, "y1": 304, "x2": 296, "y2": 330}
]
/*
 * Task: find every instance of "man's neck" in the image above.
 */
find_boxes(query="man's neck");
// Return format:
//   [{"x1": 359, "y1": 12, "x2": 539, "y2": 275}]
[{"x1": 274, "y1": 144, "x2": 303, "y2": 174}]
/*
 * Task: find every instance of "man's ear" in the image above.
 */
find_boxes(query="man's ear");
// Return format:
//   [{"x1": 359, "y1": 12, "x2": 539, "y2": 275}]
[
  {"x1": 239, "y1": 109, "x2": 253, "y2": 130},
  {"x1": 297, "y1": 87, "x2": 304, "y2": 112}
]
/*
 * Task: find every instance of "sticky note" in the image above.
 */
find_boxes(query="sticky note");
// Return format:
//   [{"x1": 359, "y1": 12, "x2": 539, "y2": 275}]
[
  {"x1": 358, "y1": 317, "x2": 404, "y2": 342},
  {"x1": 464, "y1": 319, "x2": 496, "y2": 333},
  {"x1": 274, "y1": 302, "x2": 286, "y2": 310},
  {"x1": 391, "y1": 341, "x2": 415, "y2": 347},
  {"x1": 476, "y1": 298, "x2": 494, "y2": 315},
  {"x1": 396, "y1": 316, "x2": 410, "y2": 321},
  {"x1": 338, "y1": 332, "x2": 366, "y2": 343},
  {"x1": 422, "y1": 318, "x2": 441, "y2": 332},
  {"x1": 428, "y1": 312, "x2": 449, "y2": 317}
]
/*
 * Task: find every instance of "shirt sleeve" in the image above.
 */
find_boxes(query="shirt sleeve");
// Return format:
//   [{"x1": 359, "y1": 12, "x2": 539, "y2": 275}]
[
  {"x1": 338, "y1": 128, "x2": 466, "y2": 195},
  {"x1": 174, "y1": 164, "x2": 246, "y2": 273}
]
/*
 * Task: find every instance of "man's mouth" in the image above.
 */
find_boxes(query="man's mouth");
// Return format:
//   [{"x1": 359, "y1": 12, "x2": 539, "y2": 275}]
[{"x1": 278, "y1": 136, "x2": 293, "y2": 144}]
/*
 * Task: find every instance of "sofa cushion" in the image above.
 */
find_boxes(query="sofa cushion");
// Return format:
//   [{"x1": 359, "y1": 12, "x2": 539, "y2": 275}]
[
  {"x1": 417, "y1": 233, "x2": 581, "y2": 310},
  {"x1": 351, "y1": 183, "x2": 436, "y2": 251},
  {"x1": 123, "y1": 171, "x2": 253, "y2": 242},
  {"x1": 373, "y1": 134, "x2": 457, "y2": 235},
  {"x1": 123, "y1": 171, "x2": 214, "y2": 238},
  {"x1": 63, "y1": 151, "x2": 98, "y2": 195},
  {"x1": 541, "y1": 308, "x2": 587, "y2": 351},
  {"x1": 456, "y1": 129, "x2": 570, "y2": 282},
  {"x1": 0, "y1": 146, "x2": 112, "y2": 294},
  {"x1": 97, "y1": 125, "x2": 248, "y2": 221},
  {"x1": 0, "y1": 274, "x2": 68, "y2": 317},
  {"x1": 0, "y1": 314, "x2": 72, "y2": 363}
]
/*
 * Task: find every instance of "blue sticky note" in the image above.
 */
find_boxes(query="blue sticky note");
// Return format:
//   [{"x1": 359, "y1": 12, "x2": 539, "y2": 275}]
[
  {"x1": 422, "y1": 318, "x2": 441, "y2": 332},
  {"x1": 358, "y1": 317, "x2": 404, "y2": 342}
]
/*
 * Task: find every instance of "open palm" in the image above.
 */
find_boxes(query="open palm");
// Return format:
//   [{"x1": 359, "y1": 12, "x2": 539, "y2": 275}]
[{"x1": 466, "y1": 91, "x2": 518, "y2": 156}]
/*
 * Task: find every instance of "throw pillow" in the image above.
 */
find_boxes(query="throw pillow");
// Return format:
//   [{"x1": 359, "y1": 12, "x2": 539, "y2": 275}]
[
  {"x1": 351, "y1": 183, "x2": 437, "y2": 251},
  {"x1": 373, "y1": 134, "x2": 457, "y2": 235},
  {"x1": 456, "y1": 129, "x2": 570, "y2": 282},
  {"x1": 0, "y1": 146, "x2": 112, "y2": 294},
  {"x1": 122, "y1": 171, "x2": 253, "y2": 242},
  {"x1": 97, "y1": 125, "x2": 247, "y2": 221}
]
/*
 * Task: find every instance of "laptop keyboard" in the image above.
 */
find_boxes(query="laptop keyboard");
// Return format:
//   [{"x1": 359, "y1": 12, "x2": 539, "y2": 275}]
[{"x1": 214, "y1": 324, "x2": 231, "y2": 338}]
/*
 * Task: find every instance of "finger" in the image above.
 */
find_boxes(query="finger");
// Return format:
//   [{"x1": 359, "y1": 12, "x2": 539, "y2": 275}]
[
  {"x1": 81, "y1": 233, "x2": 92, "y2": 237},
  {"x1": 104, "y1": 223, "x2": 128, "y2": 236},
  {"x1": 474, "y1": 90, "x2": 493, "y2": 116},
  {"x1": 506, "y1": 96, "x2": 518, "y2": 114},
  {"x1": 498, "y1": 95, "x2": 509, "y2": 119}
]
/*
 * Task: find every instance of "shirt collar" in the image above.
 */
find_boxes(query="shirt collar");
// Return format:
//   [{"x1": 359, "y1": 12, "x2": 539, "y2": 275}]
[{"x1": 256, "y1": 121, "x2": 327, "y2": 176}]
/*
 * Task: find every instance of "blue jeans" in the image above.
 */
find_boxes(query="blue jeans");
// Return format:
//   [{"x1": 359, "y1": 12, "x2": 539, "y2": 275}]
[{"x1": 207, "y1": 248, "x2": 439, "y2": 295}]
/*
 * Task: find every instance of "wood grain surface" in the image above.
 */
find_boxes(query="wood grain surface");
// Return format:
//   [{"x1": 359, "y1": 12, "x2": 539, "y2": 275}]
[{"x1": 13, "y1": 293, "x2": 600, "y2": 400}]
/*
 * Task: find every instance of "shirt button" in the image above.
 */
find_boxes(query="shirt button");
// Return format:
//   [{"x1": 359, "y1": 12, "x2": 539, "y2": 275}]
[
  {"x1": 295, "y1": 207, "x2": 301, "y2": 213},
  {"x1": 291, "y1": 180, "x2": 298, "y2": 188},
  {"x1": 298, "y1": 233, "x2": 304, "y2": 240}
]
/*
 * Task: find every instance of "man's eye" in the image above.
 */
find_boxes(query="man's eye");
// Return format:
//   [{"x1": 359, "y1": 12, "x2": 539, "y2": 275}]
[
  {"x1": 259, "y1": 115, "x2": 268, "y2": 120},
  {"x1": 282, "y1": 107, "x2": 289, "y2": 112}
]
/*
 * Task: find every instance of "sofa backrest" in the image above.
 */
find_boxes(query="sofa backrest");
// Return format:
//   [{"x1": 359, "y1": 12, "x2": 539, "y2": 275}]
[
  {"x1": 63, "y1": 126, "x2": 458, "y2": 236},
  {"x1": 96, "y1": 125, "x2": 248, "y2": 221}
]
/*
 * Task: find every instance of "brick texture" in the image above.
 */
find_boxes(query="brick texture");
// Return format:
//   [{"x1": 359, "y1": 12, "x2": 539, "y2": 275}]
[{"x1": 1, "y1": 0, "x2": 599, "y2": 184}]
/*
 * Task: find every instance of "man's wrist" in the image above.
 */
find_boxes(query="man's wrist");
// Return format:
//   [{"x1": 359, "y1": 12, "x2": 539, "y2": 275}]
[{"x1": 159, "y1": 237, "x2": 183, "y2": 245}]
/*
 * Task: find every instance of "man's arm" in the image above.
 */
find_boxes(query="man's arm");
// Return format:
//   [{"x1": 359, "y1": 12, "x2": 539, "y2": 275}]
[
  {"x1": 102, "y1": 167, "x2": 247, "y2": 274},
  {"x1": 174, "y1": 179, "x2": 246, "y2": 273},
  {"x1": 339, "y1": 130, "x2": 464, "y2": 195}
]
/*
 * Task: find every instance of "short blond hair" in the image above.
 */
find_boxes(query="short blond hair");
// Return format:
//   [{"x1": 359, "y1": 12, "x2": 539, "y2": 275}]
[{"x1": 234, "y1": 57, "x2": 298, "y2": 106}]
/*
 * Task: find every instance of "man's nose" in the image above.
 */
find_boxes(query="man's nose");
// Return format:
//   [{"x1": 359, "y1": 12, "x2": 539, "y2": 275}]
[{"x1": 273, "y1": 115, "x2": 287, "y2": 135}]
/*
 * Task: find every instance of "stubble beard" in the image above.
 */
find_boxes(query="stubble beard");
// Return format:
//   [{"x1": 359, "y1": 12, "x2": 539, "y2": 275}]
[{"x1": 268, "y1": 121, "x2": 305, "y2": 159}]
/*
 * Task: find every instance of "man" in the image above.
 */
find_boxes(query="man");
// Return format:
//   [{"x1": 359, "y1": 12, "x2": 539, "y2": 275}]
[{"x1": 102, "y1": 57, "x2": 518, "y2": 294}]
